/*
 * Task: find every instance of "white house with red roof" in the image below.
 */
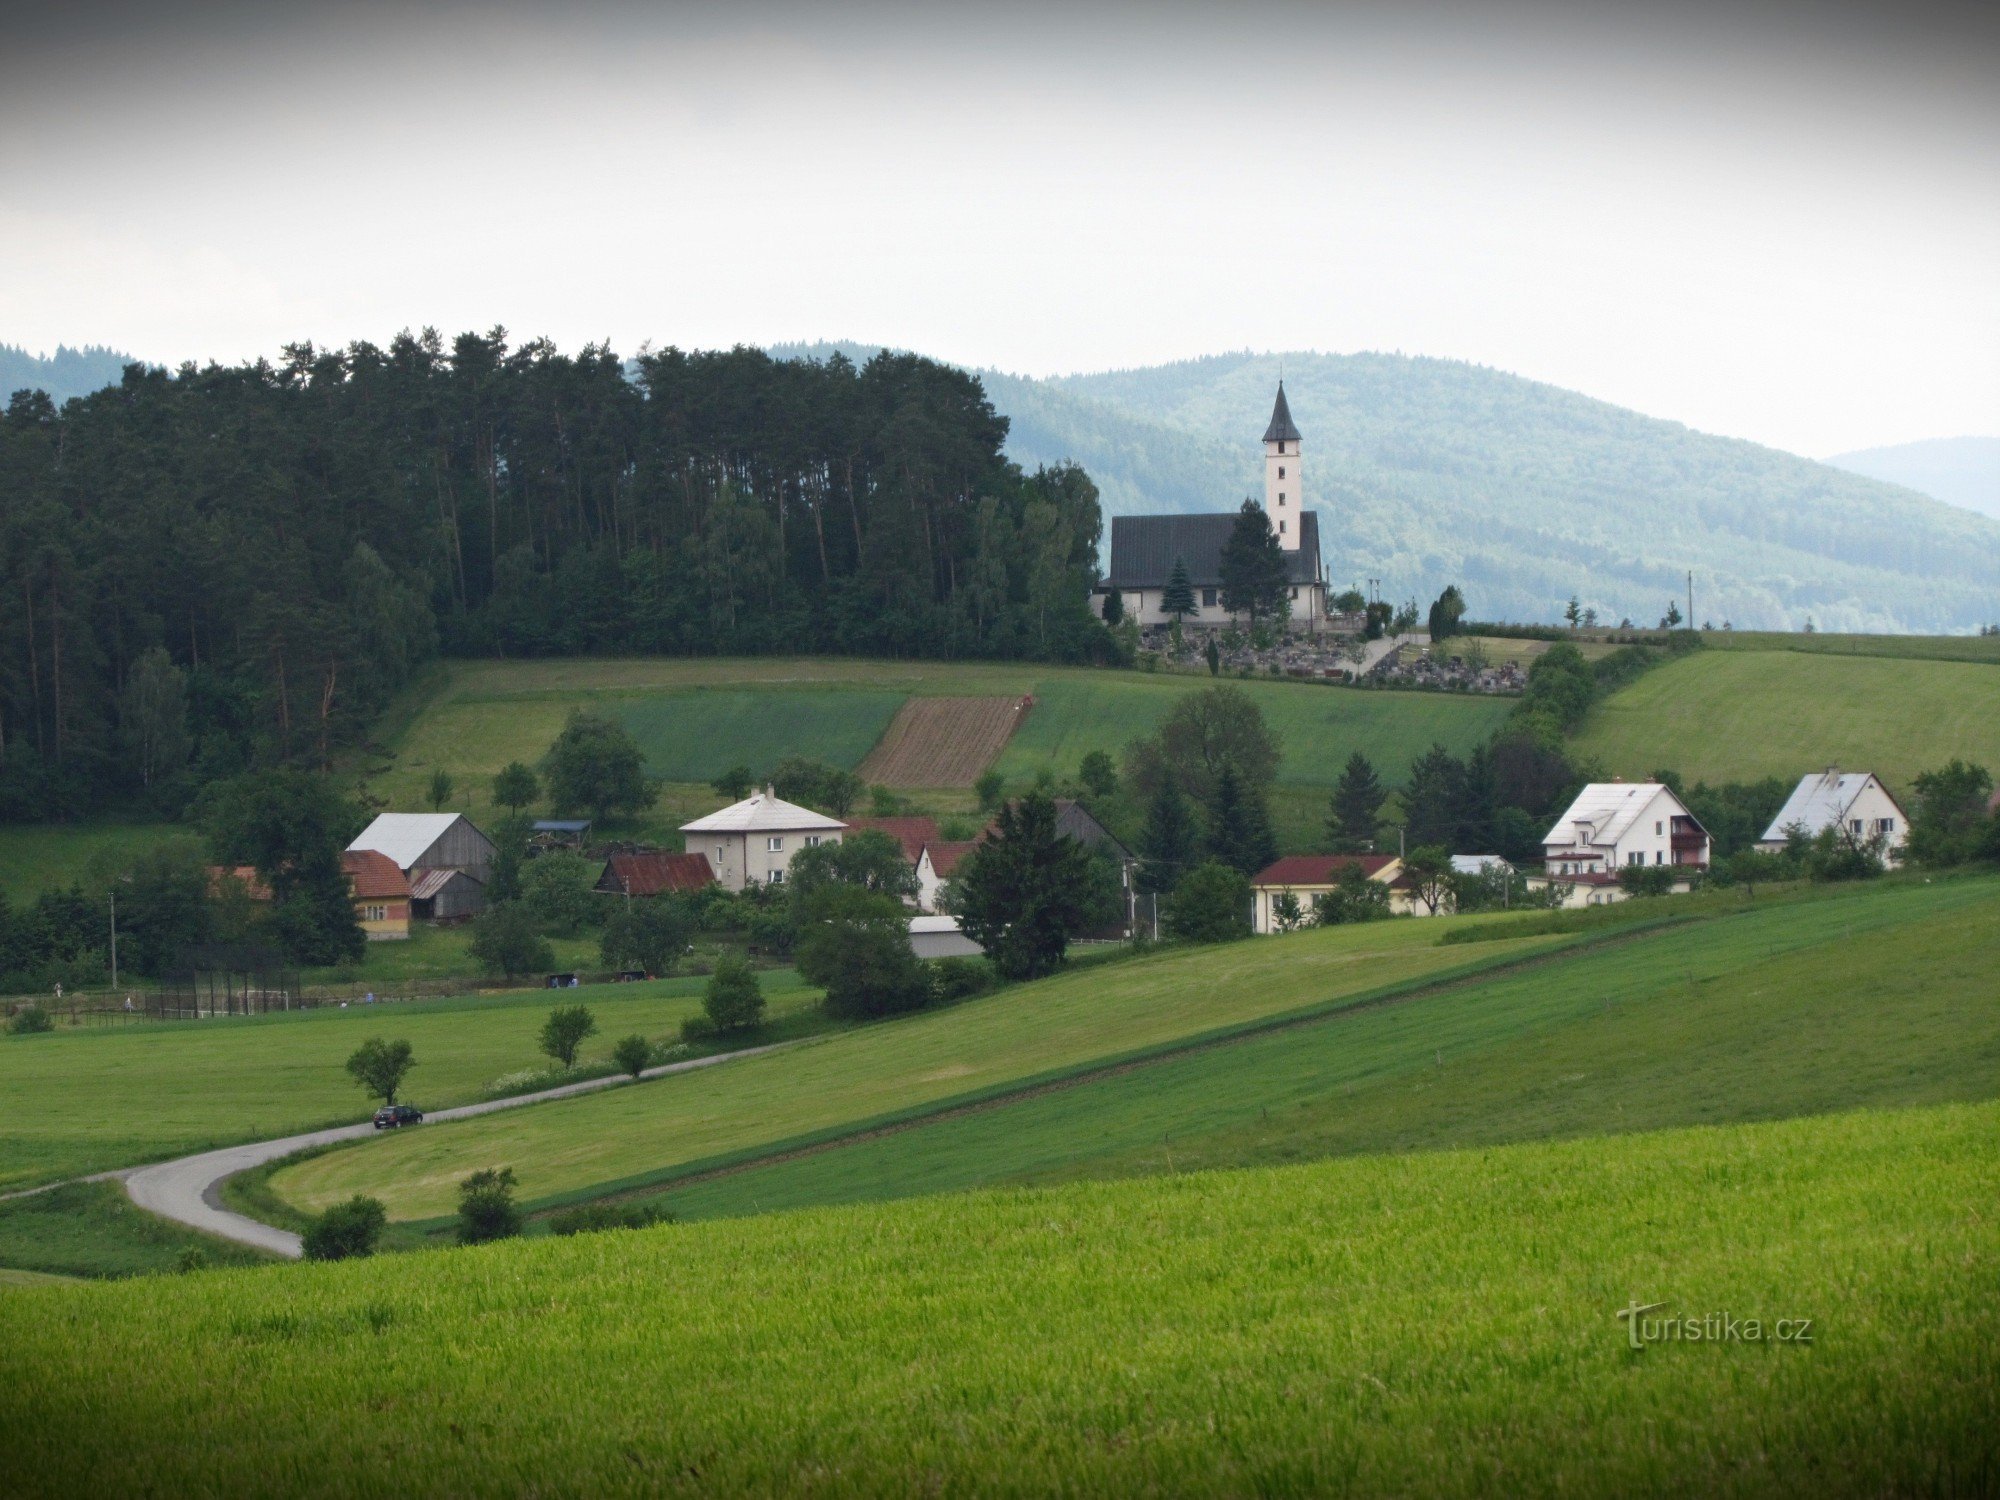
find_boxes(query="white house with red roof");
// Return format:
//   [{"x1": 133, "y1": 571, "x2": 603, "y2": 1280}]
[{"x1": 1249, "y1": 854, "x2": 1405, "y2": 933}]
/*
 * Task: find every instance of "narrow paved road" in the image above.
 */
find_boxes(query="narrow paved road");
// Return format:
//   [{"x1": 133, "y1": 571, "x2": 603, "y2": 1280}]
[{"x1": 122, "y1": 1042, "x2": 795, "y2": 1259}]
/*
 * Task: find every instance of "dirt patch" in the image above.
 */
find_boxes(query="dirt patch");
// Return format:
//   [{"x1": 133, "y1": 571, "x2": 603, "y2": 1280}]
[{"x1": 857, "y1": 696, "x2": 1029, "y2": 787}]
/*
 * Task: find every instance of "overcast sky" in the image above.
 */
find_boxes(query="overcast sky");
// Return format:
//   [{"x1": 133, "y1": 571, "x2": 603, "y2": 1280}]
[{"x1": 1, "y1": 0, "x2": 1994, "y2": 456}]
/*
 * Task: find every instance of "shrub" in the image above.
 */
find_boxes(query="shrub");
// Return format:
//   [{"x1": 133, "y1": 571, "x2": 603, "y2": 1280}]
[
  {"x1": 611, "y1": 1034, "x2": 653, "y2": 1078},
  {"x1": 302, "y1": 1195, "x2": 388, "y2": 1261},
  {"x1": 703, "y1": 952, "x2": 766, "y2": 1032},
  {"x1": 468, "y1": 903, "x2": 556, "y2": 977},
  {"x1": 679, "y1": 1012, "x2": 719, "y2": 1043},
  {"x1": 927, "y1": 956, "x2": 996, "y2": 1003},
  {"x1": 1163, "y1": 861, "x2": 1252, "y2": 943},
  {"x1": 1616, "y1": 865, "x2": 1679, "y2": 898},
  {"x1": 456, "y1": 1168, "x2": 522, "y2": 1245},
  {"x1": 173, "y1": 1246, "x2": 210, "y2": 1274},
  {"x1": 545, "y1": 1200, "x2": 676, "y2": 1237},
  {"x1": 7, "y1": 1004, "x2": 55, "y2": 1035},
  {"x1": 539, "y1": 1004, "x2": 598, "y2": 1068}
]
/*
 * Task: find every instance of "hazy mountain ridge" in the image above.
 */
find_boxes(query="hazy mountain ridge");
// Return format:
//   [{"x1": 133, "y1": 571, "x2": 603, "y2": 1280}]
[
  {"x1": 1825, "y1": 436, "x2": 2000, "y2": 522},
  {"x1": 0, "y1": 343, "x2": 137, "y2": 407}
]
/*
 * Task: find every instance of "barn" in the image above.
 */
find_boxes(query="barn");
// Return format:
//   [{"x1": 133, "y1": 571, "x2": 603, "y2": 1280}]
[{"x1": 347, "y1": 813, "x2": 496, "y2": 921}]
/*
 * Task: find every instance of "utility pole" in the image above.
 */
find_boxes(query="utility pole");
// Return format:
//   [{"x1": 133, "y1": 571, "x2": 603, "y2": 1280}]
[
  {"x1": 1687, "y1": 570, "x2": 1694, "y2": 631},
  {"x1": 109, "y1": 890, "x2": 118, "y2": 990}
]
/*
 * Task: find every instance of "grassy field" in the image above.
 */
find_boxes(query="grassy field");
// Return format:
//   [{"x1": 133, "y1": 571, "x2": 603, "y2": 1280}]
[
  {"x1": 268, "y1": 920, "x2": 1568, "y2": 1221},
  {"x1": 658, "y1": 876, "x2": 2000, "y2": 1221},
  {"x1": 0, "y1": 969, "x2": 815, "y2": 1192},
  {"x1": 1575, "y1": 648, "x2": 2000, "y2": 788},
  {"x1": 1699, "y1": 629, "x2": 2000, "y2": 663},
  {"x1": 612, "y1": 688, "x2": 906, "y2": 781},
  {"x1": 4, "y1": 1099, "x2": 1994, "y2": 1494},
  {"x1": 0, "y1": 1181, "x2": 270, "y2": 1280}
]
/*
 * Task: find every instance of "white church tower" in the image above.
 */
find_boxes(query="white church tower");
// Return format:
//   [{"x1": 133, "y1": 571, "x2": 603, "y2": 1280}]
[{"x1": 1262, "y1": 382, "x2": 1302, "y2": 552}]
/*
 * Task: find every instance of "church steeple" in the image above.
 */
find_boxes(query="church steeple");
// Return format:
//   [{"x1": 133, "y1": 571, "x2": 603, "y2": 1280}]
[
  {"x1": 1262, "y1": 381, "x2": 1302, "y2": 445},
  {"x1": 1262, "y1": 381, "x2": 1302, "y2": 551}
]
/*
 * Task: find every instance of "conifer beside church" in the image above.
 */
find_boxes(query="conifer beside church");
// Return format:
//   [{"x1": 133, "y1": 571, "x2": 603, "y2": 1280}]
[
  {"x1": 1218, "y1": 500, "x2": 1289, "y2": 623},
  {"x1": 1161, "y1": 556, "x2": 1198, "y2": 620}
]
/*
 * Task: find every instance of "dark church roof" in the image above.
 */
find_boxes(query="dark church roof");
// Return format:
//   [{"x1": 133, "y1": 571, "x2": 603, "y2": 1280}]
[
  {"x1": 1262, "y1": 383, "x2": 1302, "y2": 444},
  {"x1": 1103, "y1": 511, "x2": 1323, "y2": 589}
]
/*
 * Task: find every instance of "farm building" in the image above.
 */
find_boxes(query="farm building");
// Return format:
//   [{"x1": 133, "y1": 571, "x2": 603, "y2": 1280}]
[
  {"x1": 681, "y1": 787, "x2": 845, "y2": 892},
  {"x1": 908, "y1": 914, "x2": 983, "y2": 959},
  {"x1": 532, "y1": 819, "x2": 591, "y2": 848},
  {"x1": 342, "y1": 850, "x2": 412, "y2": 940},
  {"x1": 917, "y1": 840, "x2": 980, "y2": 913},
  {"x1": 347, "y1": 813, "x2": 496, "y2": 920},
  {"x1": 1542, "y1": 782, "x2": 1710, "y2": 907},
  {"x1": 1249, "y1": 855, "x2": 1404, "y2": 933},
  {"x1": 1098, "y1": 385, "x2": 1329, "y2": 630},
  {"x1": 1756, "y1": 769, "x2": 1907, "y2": 864},
  {"x1": 846, "y1": 816, "x2": 949, "y2": 910},
  {"x1": 594, "y1": 852, "x2": 717, "y2": 897}
]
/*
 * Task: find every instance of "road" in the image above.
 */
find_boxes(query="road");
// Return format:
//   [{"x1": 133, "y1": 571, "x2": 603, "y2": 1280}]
[{"x1": 121, "y1": 1041, "x2": 795, "y2": 1259}]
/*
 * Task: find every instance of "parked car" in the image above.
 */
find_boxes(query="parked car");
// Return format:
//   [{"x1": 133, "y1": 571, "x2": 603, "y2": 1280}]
[{"x1": 373, "y1": 1103, "x2": 424, "y2": 1129}]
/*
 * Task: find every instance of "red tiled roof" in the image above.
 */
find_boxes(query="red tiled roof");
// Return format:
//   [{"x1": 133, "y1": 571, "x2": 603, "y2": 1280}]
[
  {"x1": 926, "y1": 840, "x2": 980, "y2": 878},
  {"x1": 342, "y1": 849, "x2": 411, "y2": 901},
  {"x1": 843, "y1": 817, "x2": 941, "y2": 865},
  {"x1": 1251, "y1": 854, "x2": 1398, "y2": 888},
  {"x1": 599, "y1": 852, "x2": 717, "y2": 896}
]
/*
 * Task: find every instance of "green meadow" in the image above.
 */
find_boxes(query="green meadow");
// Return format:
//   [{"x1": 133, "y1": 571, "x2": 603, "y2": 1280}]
[
  {"x1": 1575, "y1": 647, "x2": 2000, "y2": 788},
  {"x1": 658, "y1": 876, "x2": 2000, "y2": 1221},
  {"x1": 0, "y1": 970, "x2": 815, "y2": 1191},
  {"x1": 268, "y1": 919, "x2": 1566, "y2": 1221},
  {"x1": 4, "y1": 1099, "x2": 1992, "y2": 1496}
]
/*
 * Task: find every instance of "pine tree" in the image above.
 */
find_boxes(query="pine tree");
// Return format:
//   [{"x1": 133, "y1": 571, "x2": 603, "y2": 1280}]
[
  {"x1": 1218, "y1": 502, "x2": 1288, "y2": 623},
  {"x1": 1160, "y1": 556, "x2": 1198, "y2": 620},
  {"x1": 1401, "y1": 743, "x2": 1467, "y2": 849},
  {"x1": 1327, "y1": 752, "x2": 1386, "y2": 852},
  {"x1": 1204, "y1": 762, "x2": 1277, "y2": 876},
  {"x1": 1135, "y1": 780, "x2": 1201, "y2": 895}
]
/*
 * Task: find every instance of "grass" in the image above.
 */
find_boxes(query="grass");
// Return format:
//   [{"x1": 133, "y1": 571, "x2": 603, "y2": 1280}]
[
  {"x1": 3, "y1": 1099, "x2": 1994, "y2": 1494},
  {"x1": 298, "y1": 923, "x2": 605, "y2": 987},
  {"x1": 610, "y1": 689, "x2": 906, "y2": 781},
  {"x1": 1700, "y1": 629, "x2": 2000, "y2": 663},
  {"x1": 656, "y1": 876, "x2": 2000, "y2": 1221},
  {"x1": 0, "y1": 1181, "x2": 269, "y2": 1280},
  {"x1": 1574, "y1": 648, "x2": 2000, "y2": 788},
  {"x1": 0, "y1": 969, "x2": 816, "y2": 1192},
  {"x1": 267, "y1": 919, "x2": 1568, "y2": 1221}
]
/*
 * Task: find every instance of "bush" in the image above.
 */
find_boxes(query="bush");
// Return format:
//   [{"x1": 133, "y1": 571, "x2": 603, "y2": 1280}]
[
  {"x1": 302, "y1": 1195, "x2": 388, "y2": 1261},
  {"x1": 1163, "y1": 861, "x2": 1252, "y2": 943},
  {"x1": 703, "y1": 952, "x2": 765, "y2": 1032},
  {"x1": 1616, "y1": 865, "x2": 1680, "y2": 898},
  {"x1": 546, "y1": 1200, "x2": 676, "y2": 1237},
  {"x1": 457, "y1": 1167, "x2": 522, "y2": 1245},
  {"x1": 173, "y1": 1246, "x2": 210, "y2": 1274},
  {"x1": 519, "y1": 850, "x2": 600, "y2": 938},
  {"x1": 6, "y1": 1004, "x2": 55, "y2": 1035},
  {"x1": 600, "y1": 896, "x2": 692, "y2": 976},
  {"x1": 539, "y1": 1004, "x2": 598, "y2": 1068},
  {"x1": 927, "y1": 956, "x2": 996, "y2": 1003},
  {"x1": 611, "y1": 1033, "x2": 653, "y2": 1078},
  {"x1": 679, "y1": 1012, "x2": 719, "y2": 1043},
  {"x1": 468, "y1": 903, "x2": 556, "y2": 978}
]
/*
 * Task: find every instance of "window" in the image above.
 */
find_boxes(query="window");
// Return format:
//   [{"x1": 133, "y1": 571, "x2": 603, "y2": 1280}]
[
  {"x1": 1654, "y1": 851, "x2": 1664, "y2": 865},
  {"x1": 715, "y1": 845, "x2": 725, "y2": 864},
  {"x1": 768, "y1": 869, "x2": 784, "y2": 885},
  {"x1": 1201, "y1": 586, "x2": 1218, "y2": 607},
  {"x1": 1627, "y1": 851, "x2": 1643, "y2": 866},
  {"x1": 1655, "y1": 821, "x2": 1663, "y2": 836},
  {"x1": 1850, "y1": 819, "x2": 1863, "y2": 835},
  {"x1": 1278, "y1": 520, "x2": 1287, "y2": 535},
  {"x1": 1278, "y1": 492, "x2": 1286, "y2": 505},
  {"x1": 364, "y1": 904, "x2": 386, "y2": 922},
  {"x1": 767, "y1": 836, "x2": 783, "y2": 853},
  {"x1": 1289, "y1": 586, "x2": 1298, "y2": 600},
  {"x1": 805, "y1": 834, "x2": 822, "y2": 847},
  {"x1": 1876, "y1": 817, "x2": 1895, "y2": 833},
  {"x1": 1278, "y1": 466, "x2": 1285, "y2": 478}
]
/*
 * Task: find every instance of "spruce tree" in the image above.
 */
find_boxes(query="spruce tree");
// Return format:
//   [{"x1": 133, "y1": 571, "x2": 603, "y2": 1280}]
[
  {"x1": 1401, "y1": 743, "x2": 1467, "y2": 849},
  {"x1": 1204, "y1": 763, "x2": 1277, "y2": 876},
  {"x1": 1327, "y1": 752, "x2": 1387, "y2": 852},
  {"x1": 1160, "y1": 556, "x2": 1198, "y2": 620},
  {"x1": 1135, "y1": 780, "x2": 1201, "y2": 895},
  {"x1": 1218, "y1": 501, "x2": 1288, "y2": 623}
]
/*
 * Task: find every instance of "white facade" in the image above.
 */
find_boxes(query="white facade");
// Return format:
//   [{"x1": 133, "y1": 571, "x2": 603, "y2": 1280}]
[
  {"x1": 1111, "y1": 583, "x2": 1325, "y2": 630},
  {"x1": 1756, "y1": 770, "x2": 1907, "y2": 864},
  {"x1": 1265, "y1": 435, "x2": 1301, "y2": 552},
  {"x1": 680, "y1": 787, "x2": 845, "y2": 892},
  {"x1": 1541, "y1": 782, "x2": 1710, "y2": 906}
]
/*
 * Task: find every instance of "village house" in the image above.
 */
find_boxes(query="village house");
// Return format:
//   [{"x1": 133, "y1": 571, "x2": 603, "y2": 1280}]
[
  {"x1": 208, "y1": 853, "x2": 413, "y2": 940},
  {"x1": 1249, "y1": 854, "x2": 1404, "y2": 933},
  {"x1": 346, "y1": 812, "x2": 496, "y2": 921},
  {"x1": 593, "y1": 852, "x2": 717, "y2": 898},
  {"x1": 1756, "y1": 768, "x2": 1908, "y2": 864},
  {"x1": 1099, "y1": 385, "x2": 1329, "y2": 630},
  {"x1": 680, "y1": 786, "x2": 845, "y2": 892},
  {"x1": 1541, "y1": 782, "x2": 1711, "y2": 907}
]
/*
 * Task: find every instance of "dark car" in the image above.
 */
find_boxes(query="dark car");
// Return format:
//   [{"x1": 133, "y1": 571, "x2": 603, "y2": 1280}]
[{"x1": 373, "y1": 1103, "x2": 424, "y2": 1129}]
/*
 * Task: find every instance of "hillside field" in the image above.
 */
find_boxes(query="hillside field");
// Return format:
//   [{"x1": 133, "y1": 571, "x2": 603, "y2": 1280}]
[
  {"x1": 0, "y1": 969, "x2": 815, "y2": 1192},
  {"x1": 1576, "y1": 648, "x2": 2000, "y2": 789},
  {"x1": 658, "y1": 876, "x2": 2000, "y2": 1222},
  {"x1": 5, "y1": 1098, "x2": 1994, "y2": 1494},
  {"x1": 267, "y1": 919, "x2": 1564, "y2": 1221}
]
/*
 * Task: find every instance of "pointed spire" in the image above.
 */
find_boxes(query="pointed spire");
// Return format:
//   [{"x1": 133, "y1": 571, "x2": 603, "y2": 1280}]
[{"x1": 1262, "y1": 381, "x2": 1301, "y2": 444}]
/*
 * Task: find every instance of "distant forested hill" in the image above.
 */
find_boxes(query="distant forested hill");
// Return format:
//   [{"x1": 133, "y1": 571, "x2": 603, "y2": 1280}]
[
  {"x1": 0, "y1": 344, "x2": 135, "y2": 406},
  {"x1": 1825, "y1": 436, "x2": 2000, "y2": 523},
  {"x1": 776, "y1": 343, "x2": 2000, "y2": 633}
]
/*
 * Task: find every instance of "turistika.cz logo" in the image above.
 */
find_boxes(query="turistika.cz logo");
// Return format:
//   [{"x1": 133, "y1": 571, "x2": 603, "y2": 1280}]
[{"x1": 1616, "y1": 1300, "x2": 1814, "y2": 1350}]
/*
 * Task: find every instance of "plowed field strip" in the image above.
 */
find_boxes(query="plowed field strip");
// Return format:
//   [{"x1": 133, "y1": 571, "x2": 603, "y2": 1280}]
[{"x1": 857, "y1": 696, "x2": 1029, "y2": 787}]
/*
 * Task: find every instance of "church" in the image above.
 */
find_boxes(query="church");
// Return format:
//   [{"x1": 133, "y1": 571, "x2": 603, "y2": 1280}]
[{"x1": 1098, "y1": 383, "x2": 1330, "y2": 630}]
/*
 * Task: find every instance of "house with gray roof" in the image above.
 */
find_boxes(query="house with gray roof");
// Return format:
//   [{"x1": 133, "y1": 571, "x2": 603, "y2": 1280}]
[
  {"x1": 1099, "y1": 384, "x2": 1330, "y2": 630},
  {"x1": 1755, "y1": 769, "x2": 1907, "y2": 864},
  {"x1": 1541, "y1": 782, "x2": 1709, "y2": 907},
  {"x1": 346, "y1": 813, "x2": 496, "y2": 921},
  {"x1": 681, "y1": 786, "x2": 845, "y2": 892}
]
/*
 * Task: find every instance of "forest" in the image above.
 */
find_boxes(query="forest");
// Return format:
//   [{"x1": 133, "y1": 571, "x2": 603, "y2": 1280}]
[{"x1": 0, "y1": 336, "x2": 1113, "y2": 820}]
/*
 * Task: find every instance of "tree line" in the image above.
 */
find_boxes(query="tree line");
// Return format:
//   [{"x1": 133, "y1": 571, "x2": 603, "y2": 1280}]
[{"x1": 0, "y1": 336, "x2": 1114, "y2": 821}]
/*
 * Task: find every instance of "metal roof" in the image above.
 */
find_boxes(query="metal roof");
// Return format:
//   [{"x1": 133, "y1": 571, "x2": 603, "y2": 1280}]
[
  {"x1": 532, "y1": 819, "x2": 592, "y2": 834},
  {"x1": 680, "y1": 786, "x2": 847, "y2": 834},
  {"x1": 408, "y1": 866, "x2": 481, "y2": 900},
  {"x1": 1760, "y1": 770, "x2": 1899, "y2": 842},
  {"x1": 1103, "y1": 511, "x2": 1322, "y2": 589},
  {"x1": 1262, "y1": 382, "x2": 1302, "y2": 444},
  {"x1": 596, "y1": 852, "x2": 717, "y2": 896},
  {"x1": 1251, "y1": 854, "x2": 1399, "y2": 887},
  {"x1": 1540, "y1": 783, "x2": 1691, "y2": 849},
  {"x1": 347, "y1": 813, "x2": 477, "y2": 871}
]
